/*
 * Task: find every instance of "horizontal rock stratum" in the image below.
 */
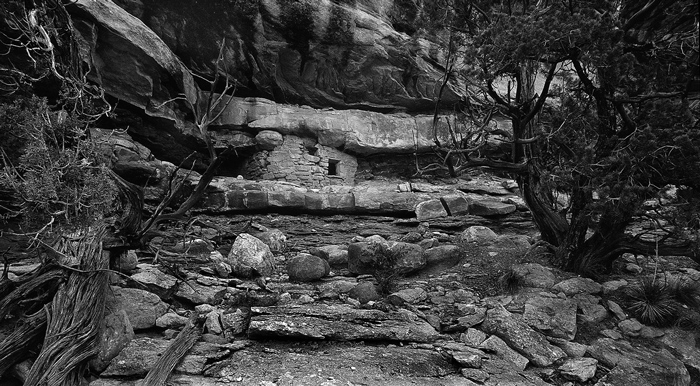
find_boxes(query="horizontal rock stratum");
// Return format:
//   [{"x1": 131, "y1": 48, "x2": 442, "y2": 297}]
[
  {"x1": 211, "y1": 97, "x2": 452, "y2": 155},
  {"x1": 197, "y1": 177, "x2": 520, "y2": 217}
]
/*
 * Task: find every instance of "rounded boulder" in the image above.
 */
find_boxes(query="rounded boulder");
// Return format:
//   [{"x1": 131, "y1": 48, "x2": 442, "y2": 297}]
[
  {"x1": 287, "y1": 253, "x2": 331, "y2": 282},
  {"x1": 255, "y1": 130, "x2": 284, "y2": 150}
]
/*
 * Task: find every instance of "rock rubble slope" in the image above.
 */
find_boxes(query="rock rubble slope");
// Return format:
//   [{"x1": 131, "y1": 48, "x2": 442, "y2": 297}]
[{"x1": 5, "y1": 178, "x2": 695, "y2": 386}]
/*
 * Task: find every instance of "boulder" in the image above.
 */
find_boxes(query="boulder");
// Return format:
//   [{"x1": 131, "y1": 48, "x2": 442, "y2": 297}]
[
  {"x1": 204, "y1": 310, "x2": 223, "y2": 334},
  {"x1": 459, "y1": 226, "x2": 498, "y2": 245},
  {"x1": 310, "y1": 245, "x2": 349, "y2": 267},
  {"x1": 607, "y1": 300, "x2": 627, "y2": 320},
  {"x1": 440, "y1": 194, "x2": 471, "y2": 216},
  {"x1": 511, "y1": 263, "x2": 556, "y2": 289},
  {"x1": 453, "y1": 352, "x2": 483, "y2": 369},
  {"x1": 460, "y1": 368, "x2": 489, "y2": 383},
  {"x1": 456, "y1": 306, "x2": 488, "y2": 330},
  {"x1": 575, "y1": 294, "x2": 609, "y2": 324},
  {"x1": 618, "y1": 318, "x2": 643, "y2": 337},
  {"x1": 422, "y1": 245, "x2": 462, "y2": 274},
  {"x1": 220, "y1": 309, "x2": 250, "y2": 335},
  {"x1": 660, "y1": 328, "x2": 700, "y2": 380},
  {"x1": 415, "y1": 199, "x2": 448, "y2": 221},
  {"x1": 89, "y1": 297, "x2": 135, "y2": 373},
  {"x1": 602, "y1": 279, "x2": 628, "y2": 294},
  {"x1": 252, "y1": 228, "x2": 287, "y2": 254},
  {"x1": 255, "y1": 130, "x2": 283, "y2": 150},
  {"x1": 479, "y1": 335, "x2": 529, "y2": 371},
  {"x1": 548, "y1": 337, "x2": 588, "y2": 358},
  {"x1": 480, "y1": 305, "x2": 566, "y2": 367},
  {"x1": 348, "y1": 282, "x2": 381, "y2": 304},
  {"x1": 114, "y1": 250, "x2": 138, "y2": 273},
  {"x1": 286, "y1": 253, "x2": 331, "y2": 282},
  {"x1": 317, "y1": 279, "x2": 357, "y2": 299},
  {"x1": 347, "y1": 241, "x2": 381, "y2": 275},
  {"x1": 129, "y1": 264, "x2": 178, "y2": 299},
  {"x1": 389, "y1": 241, "x2": 426, "y2": 274},
  {"x1": 522, "y1": 294, "x2": 578, "y2": 340},
  {"x1": 111, "y1": 286, "x2": 168, "y2": 330},
  {"x1": 156, "y1": 312, "x2": 189, "y2": 329},
  {"x1": 226, "y1": 233, "x2": 275, "y2": 278},
  {"x1": 559, "y1": 357, "x2": 598, "y2": 382},
  {"x1": 588, "y1": 337, "x2": 690, "y2": 386}
]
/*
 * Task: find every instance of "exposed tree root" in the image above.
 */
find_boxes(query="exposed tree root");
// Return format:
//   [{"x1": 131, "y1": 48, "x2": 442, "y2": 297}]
[
  {"x1": 0, "y1": 265, "x2": 64, "y2": 321},
  {"x1": 0, "y1": 310, "x2": 47, "y2": 376},
  {"x1": 141, "y1": 316, "x2": 201, "y2": 386},
  {"x1": 21, "y1": 224, "x2": 110, "y2": 386}
]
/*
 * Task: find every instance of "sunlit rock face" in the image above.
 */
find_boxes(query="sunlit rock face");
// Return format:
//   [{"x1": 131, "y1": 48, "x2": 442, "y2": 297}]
[{"x1": 111, "y1": 0, "x2": 464, "y2": 113}]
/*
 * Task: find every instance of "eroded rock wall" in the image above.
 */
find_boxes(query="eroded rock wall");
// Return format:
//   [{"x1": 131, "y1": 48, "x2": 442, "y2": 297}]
[{"x1": 111, "y1": 0, "x2": 463, "y2": 112}]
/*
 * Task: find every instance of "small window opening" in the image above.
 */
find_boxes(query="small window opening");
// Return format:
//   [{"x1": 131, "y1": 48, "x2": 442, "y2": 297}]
[{"x1": 328, "y1": 159, "x2": 340, "y2": 176}]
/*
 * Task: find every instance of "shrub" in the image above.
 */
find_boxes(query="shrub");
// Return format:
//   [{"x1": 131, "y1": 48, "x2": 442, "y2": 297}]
[
  {"x1": 0, "y1": 96, "x2": 116, "y2": 230},
  {"x1": 497, "y1": 268, "x2": 525, "y2": 294},
  {"x1": 625, "y1": 277, "x2": 680, "y2": 327}
]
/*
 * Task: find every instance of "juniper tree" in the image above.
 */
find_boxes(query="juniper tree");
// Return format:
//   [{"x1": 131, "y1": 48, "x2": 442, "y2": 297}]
[{"x1": 425, "y1": 0, "x2": 699, "y2": 274}]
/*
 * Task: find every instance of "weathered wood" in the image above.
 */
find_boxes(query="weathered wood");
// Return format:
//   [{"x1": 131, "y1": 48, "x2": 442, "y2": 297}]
[
  {"x1": 24, "y1": 225, "x2": 110, "y2": 386},
  {"x1": 0, "y1": 310, "x2": 47, "y2": 376},
  {"x1": 141, "y1": 316, "x2": 201, "y2": 386}
]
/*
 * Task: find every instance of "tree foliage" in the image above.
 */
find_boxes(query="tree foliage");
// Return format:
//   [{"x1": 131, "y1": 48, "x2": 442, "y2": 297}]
[{"x1": 0, "y1": 96, "x2": 115, "y2": 230}]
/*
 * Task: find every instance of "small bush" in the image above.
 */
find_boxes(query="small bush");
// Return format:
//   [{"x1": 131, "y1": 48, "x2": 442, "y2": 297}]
[
  {"x1": 497, "y1": 268, "x2": 524, "y2": 294},
  {"x1": 626, "y1": 277, "x2": 679, "y2": 326}
]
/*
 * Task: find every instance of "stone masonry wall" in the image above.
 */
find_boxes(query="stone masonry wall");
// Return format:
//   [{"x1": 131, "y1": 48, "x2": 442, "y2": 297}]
[{"x1": 245, "y1": 135, "x2": 357, "y2": 188}]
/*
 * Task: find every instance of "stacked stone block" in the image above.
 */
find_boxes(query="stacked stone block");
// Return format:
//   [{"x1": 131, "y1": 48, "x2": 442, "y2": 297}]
[{"x1": 245, "y1": 134, "x2": 357, "y2": 188}]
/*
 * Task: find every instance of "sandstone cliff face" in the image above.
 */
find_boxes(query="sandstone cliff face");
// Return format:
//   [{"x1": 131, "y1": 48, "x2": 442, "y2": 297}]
[
  {"x1": 111, "y1": 0, "x2": 463, "y2": 112},
  {"x1": 64, "y1": 0, "x2": 480, "y2": 171}
]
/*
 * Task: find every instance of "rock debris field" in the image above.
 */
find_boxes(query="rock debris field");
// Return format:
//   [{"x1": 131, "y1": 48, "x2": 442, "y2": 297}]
[{"x1": 2, "y1": 178, "x2": 699, "y2": 386}]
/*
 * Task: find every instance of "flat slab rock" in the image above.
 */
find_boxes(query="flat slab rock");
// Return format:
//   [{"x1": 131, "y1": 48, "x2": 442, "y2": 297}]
[
  {"x1": 588, "y1": 337, "x2": 690, "y2": 386},
  {"x1": 204, "y1": 344, "x2": 464, "y2": 386},
  {"x1": 248, "y1": 304, "x2": 439, "y2": 342}
]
